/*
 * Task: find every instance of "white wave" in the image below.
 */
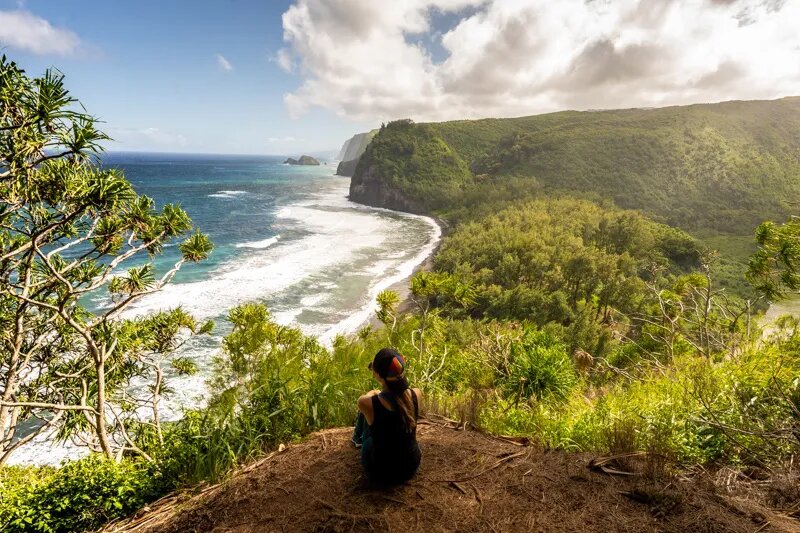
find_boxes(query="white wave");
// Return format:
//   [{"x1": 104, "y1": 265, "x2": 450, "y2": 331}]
[
  {"x1": 6, "y1": 429, "x2": 89, "y2": 466},
  {"x1": 365, "y1": 260, "x2": 395, "y2": 275},
  {"x1": 121, "y1": 193, "x2": 395, "y2": 323},
  {"x1": 234, "y1": 235, "x2": 279, "y2": 249},
  {"x1": 300, "y1": 293, "x2": 326, "y2": 307},
  {"x1": 273, "y1": 308, "x2": 304, "y2": 326},
  {"x1": 209, "y1": 190, "x2": 249, "y2": 199}
]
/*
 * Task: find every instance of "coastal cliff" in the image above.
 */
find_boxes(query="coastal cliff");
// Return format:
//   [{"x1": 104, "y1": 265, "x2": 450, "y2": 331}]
[
  {"x1": 348, "y1": 162, "x2": 427, "y2": 214},
  {"x1": 337, "y1": 131, "x2": 375, "y2": 162},
  {"x1": 335, "y1": 130, "x2": 376, "y2": 177},
  {"x1": 347, "y1": 120, "x2": 472, "y2": 214}
]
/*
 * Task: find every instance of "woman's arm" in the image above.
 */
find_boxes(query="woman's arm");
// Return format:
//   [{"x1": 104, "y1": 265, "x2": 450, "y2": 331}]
[
  {"x1": 413, "y1": 388, "x2": 423, "y2": 417},
  {"x1": 357, "y1": 390, "x2": 380, "y2": 425}
]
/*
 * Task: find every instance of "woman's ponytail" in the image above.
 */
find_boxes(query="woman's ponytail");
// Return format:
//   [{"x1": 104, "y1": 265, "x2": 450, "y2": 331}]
[
  {"x1": 372, "y1": 348, "x2": 417, "y2": 432},
  {"x1": 386, "y1": 376, "x2": 416, "y2": 432}
]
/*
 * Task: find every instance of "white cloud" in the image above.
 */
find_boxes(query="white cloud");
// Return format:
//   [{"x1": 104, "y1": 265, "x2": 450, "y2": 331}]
[
  {"x1": 215, "y1": 53, "x2": 233, "y2": 71},
  {"x1": 0, "y1": 10, "x2": 82, "y2": 56},
  {"x1": 267, "y1": 136, "x2": 299, "y2": 142},
  {"x1": 274, "y1": 48, "x2": 294, "y2": 72},
  {"x1": 280, "y1": 0, "x2": 800, "y2": 121}
]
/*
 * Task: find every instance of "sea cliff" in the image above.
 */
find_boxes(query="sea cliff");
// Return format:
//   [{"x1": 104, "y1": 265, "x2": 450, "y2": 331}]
[
  {"x1": 335, "y1": 130, "x2": 376, "y2": 177},
  {"x1": 348, "y1": 162, "x2": 427, "y2": 214}
]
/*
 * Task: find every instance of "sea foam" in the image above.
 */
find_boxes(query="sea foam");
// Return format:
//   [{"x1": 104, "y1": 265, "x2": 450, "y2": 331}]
[
  {"x1": 209, "y1": 190, "x2": 249, "y2": 199},
  {"x1": 234, "y1": 235, "x2": 279, "y2": 249}
]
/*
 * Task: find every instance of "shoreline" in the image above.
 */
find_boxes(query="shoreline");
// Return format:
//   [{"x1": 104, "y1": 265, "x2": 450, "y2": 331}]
[
  {"x1": 365, "y1": 215, "x2": 449, "y2": 331},
  {"x1": 378, "y1": 217, "x2": 447, "y2": 319},
  {"x1": 317, "y1": 206, "x2": 445, "y2": 344}
]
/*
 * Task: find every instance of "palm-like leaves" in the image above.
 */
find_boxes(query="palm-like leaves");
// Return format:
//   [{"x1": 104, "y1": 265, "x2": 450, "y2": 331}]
[
  {"x1": 180, "y1": 231, "x2": 214, "y2": 262},
  {"x1": 109, "y1": 264, "x2": 155, "y2": 296},
  {"x1": 748, "y1": 219, "x2": 800, "y2": 300}
]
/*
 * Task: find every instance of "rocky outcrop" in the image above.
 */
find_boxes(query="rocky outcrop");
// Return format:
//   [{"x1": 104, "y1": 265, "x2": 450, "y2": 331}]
[
  {"x1": 348, "y1": 163, "x2": 426, "y2": 214},
  {"x1": 284, "y1": 155, "x2": 320, "y2": 166}
]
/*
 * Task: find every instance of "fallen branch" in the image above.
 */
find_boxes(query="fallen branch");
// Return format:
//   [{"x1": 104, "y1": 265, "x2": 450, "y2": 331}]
[
  {"x1": 471, "y1": 482, "x2": 484, "y2": 514},
  {"x1": 449, "y1": 481, "x2": 468, "y2": 494},
  {"x1": 588, "y1": 452, "x2": 649, "y2": 476},
  {"x1": 436, "y1": 451, "x2": 527, "y2": 483}
]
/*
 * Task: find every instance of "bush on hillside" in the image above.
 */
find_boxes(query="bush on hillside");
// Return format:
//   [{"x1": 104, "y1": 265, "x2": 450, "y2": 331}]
[
  {"x1": 506, "y1": 329, "x2": 578, "y2": 403},
  {"x1": 0, "y1": 456, "x2": 159, "y2": 533}
]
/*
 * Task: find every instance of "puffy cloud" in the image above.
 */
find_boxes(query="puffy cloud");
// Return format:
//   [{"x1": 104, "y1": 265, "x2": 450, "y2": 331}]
[
  {"x1": 215, "y1": 53, "x2": 234, "y2": 71},
  {"x1": 280, "y1": 0, "x2": 800, "y2": 121},
  {"x1": 0, "y1": 10, "x2": 82, "y2": 56}
]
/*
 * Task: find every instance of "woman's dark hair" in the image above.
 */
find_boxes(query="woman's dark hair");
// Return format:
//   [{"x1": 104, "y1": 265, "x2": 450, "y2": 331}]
[{"x1": 372, "y1": 348, "x2": 416, "y2": 432}]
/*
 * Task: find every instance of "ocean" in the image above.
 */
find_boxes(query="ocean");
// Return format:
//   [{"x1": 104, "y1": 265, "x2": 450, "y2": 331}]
[{"x1": 11, "y1": 152, "x2": 440, "y2": 466}]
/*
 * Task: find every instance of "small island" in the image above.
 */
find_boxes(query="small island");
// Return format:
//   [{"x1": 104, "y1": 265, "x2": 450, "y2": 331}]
[{"x1": 283, "y1": 155, "x2": 320, "y2": 165}]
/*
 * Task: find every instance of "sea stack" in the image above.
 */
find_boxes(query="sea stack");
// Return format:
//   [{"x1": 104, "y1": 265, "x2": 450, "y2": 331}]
[{"x1": 283, "y1": 155, "x2": 320, "y2": 165}]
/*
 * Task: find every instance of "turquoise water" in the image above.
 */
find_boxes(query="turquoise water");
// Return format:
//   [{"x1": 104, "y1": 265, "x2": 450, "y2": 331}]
[{"x1": 13, "y1": 152, "x2": 440, "y2": 465}]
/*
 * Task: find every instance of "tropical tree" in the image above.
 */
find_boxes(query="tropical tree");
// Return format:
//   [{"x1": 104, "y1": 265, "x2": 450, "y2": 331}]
[
  {"x1": 748, "y1": 217, "x2": 800, "y2": 300},
  {"x1": 0, "y1": 56, "x2": 212, "y2": 464}
]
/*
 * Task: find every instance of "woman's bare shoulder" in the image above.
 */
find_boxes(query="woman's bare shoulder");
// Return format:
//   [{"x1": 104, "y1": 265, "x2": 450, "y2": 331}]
[{"x1": 358, "y1": 389, "x2": 380, "y2": 404}]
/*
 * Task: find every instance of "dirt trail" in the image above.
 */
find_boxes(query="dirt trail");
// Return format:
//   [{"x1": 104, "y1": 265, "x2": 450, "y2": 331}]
[{"x1": 104, "y1": 420, "x2": 798, "y2": 532}]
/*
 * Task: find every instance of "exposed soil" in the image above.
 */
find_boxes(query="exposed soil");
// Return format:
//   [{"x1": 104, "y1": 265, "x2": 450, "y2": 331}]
[{"x1": 104, "y1": 419, "x2": 799, "y2": 532}]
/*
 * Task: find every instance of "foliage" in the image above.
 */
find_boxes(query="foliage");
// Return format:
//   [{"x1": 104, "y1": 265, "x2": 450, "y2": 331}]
[
  {"x1": 0, "y1": 56, "x2": 212, "y2": 464},
  {"x1": 431, "y1": 99, "x2": 800, "y2": 233},
  {"x1": 506, "y1": 330, "x2": 578, "y2": 403},
  {"x1": 352, "y1": 119, "x2": 473, "y2": 211},
  {"x1": 354, "y1": 101, "x2": 800, "y2": 298},
  {"x1": 748, "y1": 216, "x2": 800, "y2": 300},
  {"x1": 428, "y1": 197, "x2": 700, "y2": 357},
  {"x1": 0, "y1": 456, "x2": 160, "y2": 533},
  {"x1": 152, "y1": 303, "x2": 374, "y2": 483},
  {"x1": 3, "y1": 291, "x2": 797, "y2": 532}
]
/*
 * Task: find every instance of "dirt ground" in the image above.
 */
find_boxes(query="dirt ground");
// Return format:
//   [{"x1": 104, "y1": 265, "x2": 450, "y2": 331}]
[{"x1": 103, "y1": 419, "x2": 799, "y2": 532}]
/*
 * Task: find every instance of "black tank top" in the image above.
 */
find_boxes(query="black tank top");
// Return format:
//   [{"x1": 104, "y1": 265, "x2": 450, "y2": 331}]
[{"x1": 366, "y1": 390, "x2": 420, "y2": 483}]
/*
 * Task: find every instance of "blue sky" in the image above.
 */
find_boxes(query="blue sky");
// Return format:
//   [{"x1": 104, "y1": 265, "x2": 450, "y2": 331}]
[
  {"x1": 0, "y1": 0, "x2": 375, "y2": 154},
  {"x1": 3, "y1": 1, "x2": 799, "y2": 155}
]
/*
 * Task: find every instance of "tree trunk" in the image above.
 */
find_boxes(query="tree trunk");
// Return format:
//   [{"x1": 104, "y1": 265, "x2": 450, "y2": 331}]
[{"x1": 94, "y1": 360, "x2": 114, "y2": 459}]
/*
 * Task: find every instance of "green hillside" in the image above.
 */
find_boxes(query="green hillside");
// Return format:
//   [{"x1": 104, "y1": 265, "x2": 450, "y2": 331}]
[{"x1": 352, "y1": 98, "x2": 800, "y2": 233}]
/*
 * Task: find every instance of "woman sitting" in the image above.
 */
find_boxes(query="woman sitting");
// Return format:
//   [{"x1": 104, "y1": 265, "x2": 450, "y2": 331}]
[{"x1": 352, "y1": 348, "x2": 422, "y2": 485}]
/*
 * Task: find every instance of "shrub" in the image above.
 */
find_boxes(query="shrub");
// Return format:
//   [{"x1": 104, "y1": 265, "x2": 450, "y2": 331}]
[
  {"x1": 506, "y1": 329, "x2": 578, "y2": 402},
  {"x1": 0, "y1": 456, "x2": 159, "y2": 533}
]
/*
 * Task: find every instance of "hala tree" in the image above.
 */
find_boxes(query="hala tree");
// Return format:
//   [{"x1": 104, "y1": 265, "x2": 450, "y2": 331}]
[{"x1": 0, "y1": 56, "x2": 212, "y2": 465}]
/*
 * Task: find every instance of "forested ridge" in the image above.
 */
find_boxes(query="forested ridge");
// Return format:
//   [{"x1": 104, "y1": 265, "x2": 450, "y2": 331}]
[{"x1": 353, "y1": 97, "x2": 800, "y2": 233}]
